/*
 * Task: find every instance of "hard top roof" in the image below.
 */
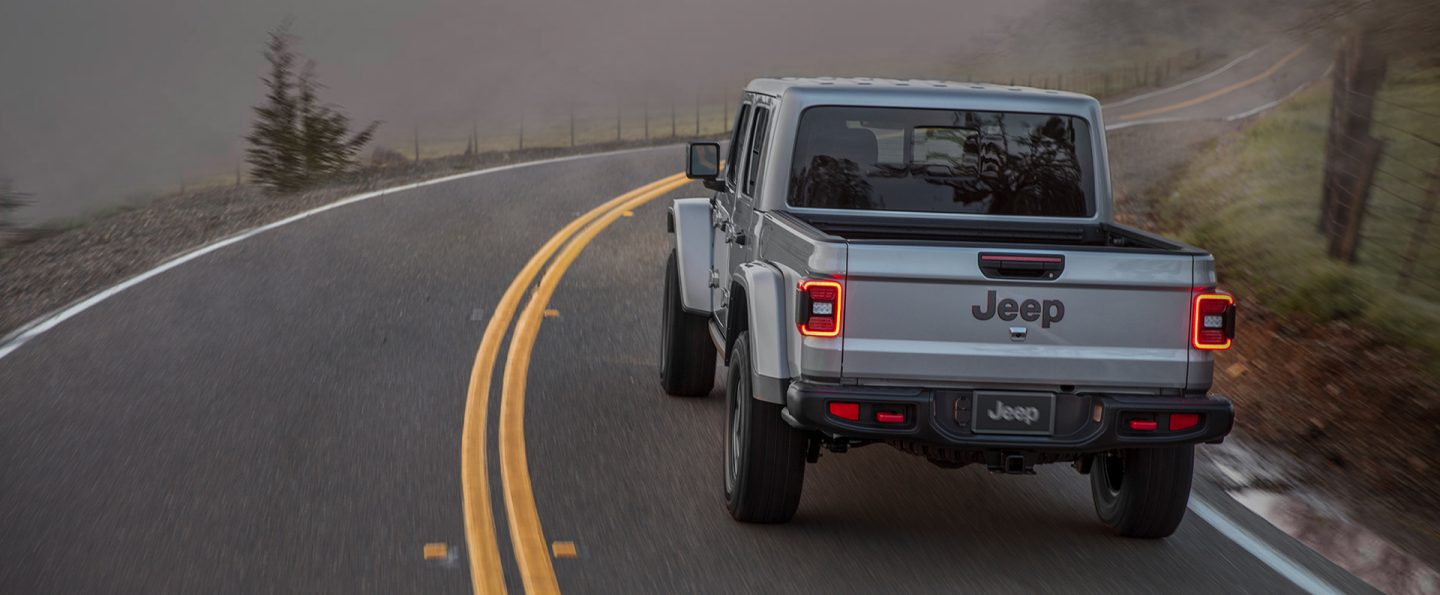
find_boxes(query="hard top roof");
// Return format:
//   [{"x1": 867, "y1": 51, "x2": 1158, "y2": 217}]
[{"x1": 745, "y1": 77, "x2": 1098, "y2": 112}]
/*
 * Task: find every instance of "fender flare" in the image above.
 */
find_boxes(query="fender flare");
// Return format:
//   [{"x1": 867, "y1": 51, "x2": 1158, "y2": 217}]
[
  {"x1": 728, "y1": 262, "x2": 791, "y2": 404},
  {"x1": 668, "y1": 198, "x2": 712, "y2": 314}
]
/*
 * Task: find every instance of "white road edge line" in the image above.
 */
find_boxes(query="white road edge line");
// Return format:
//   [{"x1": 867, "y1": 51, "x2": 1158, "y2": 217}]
[
  {"x1": 1102, "y1": 47, "x2": 1265, "y2": 109},
  {"x1": 1224, "y1": 65, "x2": 1334, "y2": 121},
  {"x1": 1104, "y1": 63, "x2": 1330, "y2": 132},
  {"x1": 1103, "y1": 116, "x2": 1195, "y2": 132},
  {"x1": 0, "y1": 144, "x2": 676, "y2": 361},
  {"x1": 1189, "y1": 496, "x2": 1344, "y2": 595}
]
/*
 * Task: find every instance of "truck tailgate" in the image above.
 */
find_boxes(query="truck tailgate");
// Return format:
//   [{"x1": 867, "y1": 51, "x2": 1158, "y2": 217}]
[{"x1": 841, "y1": 243, "x2": 1195, "y2": 390}]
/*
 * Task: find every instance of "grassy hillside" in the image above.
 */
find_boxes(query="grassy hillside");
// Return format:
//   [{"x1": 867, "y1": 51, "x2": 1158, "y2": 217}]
[{"x1": 1158, "y1": 61, "x2": 1440, "y2": 368}]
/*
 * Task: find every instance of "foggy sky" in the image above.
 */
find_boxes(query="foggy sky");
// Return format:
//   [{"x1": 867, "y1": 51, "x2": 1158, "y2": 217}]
[{"x1": 0, "y1": 0, "x2": 1293, "y2": 223}]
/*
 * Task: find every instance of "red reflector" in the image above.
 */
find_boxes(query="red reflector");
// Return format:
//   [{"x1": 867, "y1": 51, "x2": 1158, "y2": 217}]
[
  {"x1": 1170, "y1": 413, "x2": 1201, "y2": 431},
  {"x1": 1128, "y1": 419, "x2": 1158, "y2": 431},
  {"x1": 875, "y1": 411, "x2": 906, "y2": 424},
  {"x1": 828, "y1": 402, "x2": 860, "y2": 421}
]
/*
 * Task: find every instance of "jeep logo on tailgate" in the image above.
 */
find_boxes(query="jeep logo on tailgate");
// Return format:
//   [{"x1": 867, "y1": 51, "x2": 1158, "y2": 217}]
[
  {"x1": 986, "y1": 400, "x2": 1040, "y2": 425},
  {"x1": 972, "y1": 290, "x2": 1065, "y2": 328}
]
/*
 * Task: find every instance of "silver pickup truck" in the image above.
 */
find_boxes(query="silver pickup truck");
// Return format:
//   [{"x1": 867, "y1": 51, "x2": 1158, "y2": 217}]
[{"x1": 660, "y1": 78, "x2": 1235, "y2": 539}]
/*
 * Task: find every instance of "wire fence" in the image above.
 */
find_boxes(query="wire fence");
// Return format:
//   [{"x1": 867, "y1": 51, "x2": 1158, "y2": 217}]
[
  {"x1": 989, "y1": 48, "x2": 1210, "y2": 98},
  {"x1": 385, "y1": 48, "x2": 1215, "y2": 168},
  {"x1": 1318, "y1": 32, "x2": 1440, "y2": 303}
]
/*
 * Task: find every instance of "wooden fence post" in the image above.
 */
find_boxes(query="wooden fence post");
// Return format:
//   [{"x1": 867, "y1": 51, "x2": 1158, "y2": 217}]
[
  {"x1": 1398, "y1": 161, "x2": 1440, "y2": 291},
  {"x1": 723, "y1": 91, "x2": 729, "y2": 131},
  {"x1": 1319, "y1": 30, "x2": 1388, "y2": 263}
]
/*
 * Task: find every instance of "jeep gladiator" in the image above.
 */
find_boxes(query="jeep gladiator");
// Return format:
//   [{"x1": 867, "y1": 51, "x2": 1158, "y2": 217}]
[{"x1": 660, "y1": 78, "x2": 1236, "y2": 538}]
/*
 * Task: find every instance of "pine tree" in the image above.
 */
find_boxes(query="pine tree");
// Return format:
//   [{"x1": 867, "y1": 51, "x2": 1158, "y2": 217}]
[
  {"x1": 245, "y1": 24, "x2": 302, "y2": 191},
  {"x1": 246, "y1": 22, "x2": 378, "y2": 192}
]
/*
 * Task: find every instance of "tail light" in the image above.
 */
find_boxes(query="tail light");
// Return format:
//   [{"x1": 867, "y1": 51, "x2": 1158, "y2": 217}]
[
  {"x1": 797, "y1": 279, "x2": 844, "y2": 338},
  {"x1": 1192, "y1": 292, "x2": 1236, "y2": 350}
]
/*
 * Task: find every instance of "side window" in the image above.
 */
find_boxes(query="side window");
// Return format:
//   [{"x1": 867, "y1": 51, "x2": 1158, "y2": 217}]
[
  {"x1": 725, "y1": 103, "x2": 751, "y2": 187},
  {"x1": 743, "y1": 107, "x2": 770, "y2": 196}
]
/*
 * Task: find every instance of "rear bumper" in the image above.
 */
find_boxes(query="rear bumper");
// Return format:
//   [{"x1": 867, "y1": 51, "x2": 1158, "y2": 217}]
[{"x1": 783, "y1": 382, "x2": 1233, "y2": 454}]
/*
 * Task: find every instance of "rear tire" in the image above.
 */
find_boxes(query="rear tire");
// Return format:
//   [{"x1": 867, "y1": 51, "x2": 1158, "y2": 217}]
[
  {"x1": 724, "y1": 331, "x2": 807, "y2": 523},
  {"x1": 1090, "y1": 446, "x2": 1194, "y2": 538},
  {"x1": 659, "y1": 250, "x2": 716, "y2": 397}
]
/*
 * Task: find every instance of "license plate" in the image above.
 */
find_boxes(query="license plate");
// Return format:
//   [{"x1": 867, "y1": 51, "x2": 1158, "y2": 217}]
[{"x1": 972, "y1": 392, "x2": 1056, "y2": 435}]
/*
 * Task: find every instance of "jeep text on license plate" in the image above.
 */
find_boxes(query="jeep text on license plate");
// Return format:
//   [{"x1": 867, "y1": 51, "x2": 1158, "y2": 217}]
[{"x1": 971, "y1": 392, "x2": 1056, "y2": 436}]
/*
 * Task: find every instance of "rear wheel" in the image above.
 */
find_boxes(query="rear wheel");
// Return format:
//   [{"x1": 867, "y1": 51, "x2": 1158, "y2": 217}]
[
  {"x1": 1090, "y1": 446, "x2": 1194, "y2": 538},
  {"x1": 724, "y1": 331, "x2": 807, "y2": 523},
  {"x1": 659, "y1": 250, "x2": 716, "y2": 396}
]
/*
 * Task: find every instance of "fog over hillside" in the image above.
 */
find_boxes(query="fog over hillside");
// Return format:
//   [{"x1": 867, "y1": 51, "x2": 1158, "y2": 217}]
[{"x1": 0, "y1": 0, "x2": 1306, "y2": 223}]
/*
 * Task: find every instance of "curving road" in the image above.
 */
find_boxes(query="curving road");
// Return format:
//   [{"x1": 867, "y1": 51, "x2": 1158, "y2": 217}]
[{"x1": 1, "y1": 38, "x2": 1376, "y2": 593}]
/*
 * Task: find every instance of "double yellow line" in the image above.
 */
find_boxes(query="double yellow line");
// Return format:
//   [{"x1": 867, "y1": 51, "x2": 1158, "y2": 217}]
[{"x1": 461, "y1": 171, "x2": 692, "y2": 594}]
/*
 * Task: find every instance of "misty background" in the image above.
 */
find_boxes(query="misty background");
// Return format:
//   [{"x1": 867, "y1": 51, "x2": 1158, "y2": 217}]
[{"x1": 0, "y1": 0, "x2": 1297, "y2": 224}]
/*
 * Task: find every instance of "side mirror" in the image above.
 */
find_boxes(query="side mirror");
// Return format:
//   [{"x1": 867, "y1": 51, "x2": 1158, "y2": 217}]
[{"x1": 686, "y1": 141, "x2": 721, "y2": 180}]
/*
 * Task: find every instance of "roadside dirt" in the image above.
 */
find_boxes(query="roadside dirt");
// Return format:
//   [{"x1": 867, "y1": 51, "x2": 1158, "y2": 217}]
[{"x1": 1109, "y1": 119, "x2": 1440, "y2": 573}]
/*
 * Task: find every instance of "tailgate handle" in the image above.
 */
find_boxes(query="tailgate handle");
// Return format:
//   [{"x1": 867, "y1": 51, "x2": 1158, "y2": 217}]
[{"x1": 979, "y1": 253, "x2": 1065, "y2": 280}]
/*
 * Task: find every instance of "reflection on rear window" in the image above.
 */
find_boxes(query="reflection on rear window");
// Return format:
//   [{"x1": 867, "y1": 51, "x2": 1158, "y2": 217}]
[{"x1": 787, "y1": 106, "x2": 1094, "y2": 217}]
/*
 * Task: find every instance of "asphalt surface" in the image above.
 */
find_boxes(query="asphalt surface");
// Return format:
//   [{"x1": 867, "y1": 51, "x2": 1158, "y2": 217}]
[{"x1": 1, "y1": 37, "x2": 1377, "y2": 593}]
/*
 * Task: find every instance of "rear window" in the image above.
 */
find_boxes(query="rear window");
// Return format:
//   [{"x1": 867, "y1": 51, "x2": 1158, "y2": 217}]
[{"x1": 787, "y1": 106, "x2": 1095, "y2": 217}]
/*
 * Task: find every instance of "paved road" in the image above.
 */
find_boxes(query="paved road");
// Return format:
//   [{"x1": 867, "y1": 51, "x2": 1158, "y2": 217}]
[{"x1": 2, "y1": 37, "x2": 1372, "y2": 593}]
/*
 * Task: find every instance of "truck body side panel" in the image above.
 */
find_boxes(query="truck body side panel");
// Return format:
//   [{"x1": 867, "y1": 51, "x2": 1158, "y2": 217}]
[{"x1": 757, "y1": 214, "x2": 846, "y2": 381}]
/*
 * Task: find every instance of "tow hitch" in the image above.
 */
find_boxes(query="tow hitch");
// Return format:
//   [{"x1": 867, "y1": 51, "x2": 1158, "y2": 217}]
[{"x1": 986, "y1": 452, "x2": 1037, "y2": 475}]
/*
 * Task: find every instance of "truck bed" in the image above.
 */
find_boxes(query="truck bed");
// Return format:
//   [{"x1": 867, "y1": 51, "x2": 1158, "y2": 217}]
[{"x1": 764, "y1": 210, "x2": 1211, "y2": 394}]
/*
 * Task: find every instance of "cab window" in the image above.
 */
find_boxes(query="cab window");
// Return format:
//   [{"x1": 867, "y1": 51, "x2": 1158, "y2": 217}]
[{"x1": 787, "y1": 106, "x2": 1095, "y2": 217}]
